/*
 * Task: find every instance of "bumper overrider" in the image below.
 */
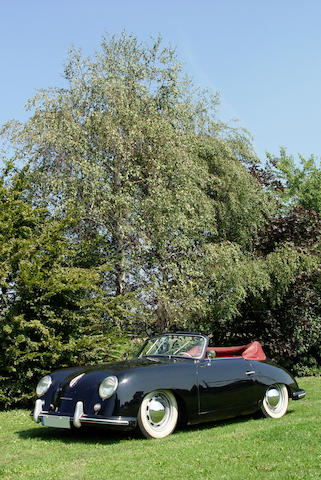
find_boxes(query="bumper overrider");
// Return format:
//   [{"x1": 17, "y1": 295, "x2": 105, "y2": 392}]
[
  {"x1": 292, "y1": 389, "x2": 306, "y2": 400},
  {"x1": 33, "y1": 399, "x2": 136, "y2": 430}
]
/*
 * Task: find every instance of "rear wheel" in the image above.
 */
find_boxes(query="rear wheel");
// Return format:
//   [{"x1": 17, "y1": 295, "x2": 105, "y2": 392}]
[
  {"x1": 138, "y1": 390, "x2": 178, "y2": 439},
  {"x1": 261, "y1": 383, "x2": 288, "y2": 419}
]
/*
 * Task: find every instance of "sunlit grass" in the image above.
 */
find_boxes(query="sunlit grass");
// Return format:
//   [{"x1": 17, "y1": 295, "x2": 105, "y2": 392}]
[{"x1": 0, "y1": 377, "x2": 320, "y2": 480}]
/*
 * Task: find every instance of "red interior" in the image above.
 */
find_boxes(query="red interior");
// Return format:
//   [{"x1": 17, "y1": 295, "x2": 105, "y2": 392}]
[{"x1": 206, "y1": 341, "x2": 266, "y2": 361}]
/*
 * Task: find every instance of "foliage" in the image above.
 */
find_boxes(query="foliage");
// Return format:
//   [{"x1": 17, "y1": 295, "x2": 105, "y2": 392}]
[
  {"x1": 0, "y1": 166, "x2": 131, "y2": 409},
  {"x1": 197, "y1": 243, "x2": 268, "y2": 330},
  {"x1": 1, "y1": 31, "x2": 320, "y2": 395},
  {"x1": 217, "y1": 248, "x2": 321, "y2": 372},
  {"x1": 1, "y1": 32, "x2": 272, "y2": 333},
  {"x1": 247, "y1": 151, "x2": 321, "y2": 371},
  {"x1": 267, "y1": 147, "x2": 321, "y2": 214},
  {"x1": 198, "y1": 137, "x2": 272, "y2": 247},
  {"x1": 202, "y1": 146, "x2": 321, "y2": 370},
  {"x1": 255, "y1": 205, "x2": 321, "y2": 254},
  {"x1": 201, "y1": 147, "x2": 321, "y2": 373},
  {"x1": 211, "y1": 158, "x2": 321, "y2": 372}
]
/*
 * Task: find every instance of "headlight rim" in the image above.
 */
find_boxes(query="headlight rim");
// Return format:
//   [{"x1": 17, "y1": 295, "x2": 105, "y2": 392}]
[
  {"x1": 36, "y1": 375, "x2": 52, "y2": 397},
  {"x1": 99, "y1": 375, "x2": 118, "y2": 400}
]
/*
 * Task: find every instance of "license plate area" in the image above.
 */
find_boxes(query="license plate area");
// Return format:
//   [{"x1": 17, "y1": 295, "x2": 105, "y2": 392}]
[{"x1": 41, "y1": 414, "x2": 71, "y2": 429}]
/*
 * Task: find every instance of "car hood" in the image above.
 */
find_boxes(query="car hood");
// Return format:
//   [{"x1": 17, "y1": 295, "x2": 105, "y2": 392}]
[
  {"x1": 81, "y1": 356, "x2": 171, "y2": 373},
  {"x1": 49, "y1": 356, "x2": 187, "y2": 387}
]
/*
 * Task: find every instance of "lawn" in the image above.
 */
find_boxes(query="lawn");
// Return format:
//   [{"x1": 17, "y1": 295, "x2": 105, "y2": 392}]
[{"x1": 0, "y1": 377, "x2": 320, "y2": 480}]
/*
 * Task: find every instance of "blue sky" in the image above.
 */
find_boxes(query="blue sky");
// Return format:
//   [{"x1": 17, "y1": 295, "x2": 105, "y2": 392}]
[{"x1": 1, "y1": 0, "x2": 321, "y2": 163}]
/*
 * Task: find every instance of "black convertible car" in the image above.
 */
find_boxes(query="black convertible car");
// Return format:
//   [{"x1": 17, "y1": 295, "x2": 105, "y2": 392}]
[{"x1": 32, "y1": 332, "x2": 306, "y2": 438}]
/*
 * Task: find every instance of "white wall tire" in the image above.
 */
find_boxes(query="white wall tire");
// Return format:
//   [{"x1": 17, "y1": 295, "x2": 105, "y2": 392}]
[
  {"x1": 261, "y1": 383, "x2": 288, "y2": 419},
  {"x1": 138, "y1": 390, "x2": 178, "y2": 439}
]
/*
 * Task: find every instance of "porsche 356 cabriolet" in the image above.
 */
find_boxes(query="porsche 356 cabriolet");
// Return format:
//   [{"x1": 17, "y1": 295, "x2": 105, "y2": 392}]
[{"x1": 32, "y1": 332, "x2": 306, "y2": 438}]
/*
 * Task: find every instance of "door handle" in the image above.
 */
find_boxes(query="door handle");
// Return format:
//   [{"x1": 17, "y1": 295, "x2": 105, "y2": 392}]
[{"x1": 246, "y1": 370, "x2": 255, "y2": 376}]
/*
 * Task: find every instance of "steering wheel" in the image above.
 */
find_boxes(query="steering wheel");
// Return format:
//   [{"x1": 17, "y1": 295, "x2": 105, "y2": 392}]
[{"x1": 181, "y1": 352, "x2": 193, "y2": 357}]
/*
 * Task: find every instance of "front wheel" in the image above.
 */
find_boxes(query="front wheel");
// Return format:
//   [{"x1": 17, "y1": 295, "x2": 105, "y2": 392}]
[
  {"x1": 261, "y1": 383, "x2": 288, "y2": 419},
  {"x1": 138, "y1": 390, "x2": 178, "y2": 439}
]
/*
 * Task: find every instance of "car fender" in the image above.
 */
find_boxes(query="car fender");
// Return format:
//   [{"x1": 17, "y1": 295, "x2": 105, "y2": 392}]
[
  {"x1": 255, "y1": 360, "x2": 299, "y2": 396},
  {"x1": 111, "y1": 361, "x2": 199, "y2": 419}
]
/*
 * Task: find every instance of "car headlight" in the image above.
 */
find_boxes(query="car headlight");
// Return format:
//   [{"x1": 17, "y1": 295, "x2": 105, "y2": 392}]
[
  {"x1": 36, "y1": 375, "x2": 52, "y2": 397},
  {"x1": 99, "y1": 375, "x2": 118, "y2": 400}
]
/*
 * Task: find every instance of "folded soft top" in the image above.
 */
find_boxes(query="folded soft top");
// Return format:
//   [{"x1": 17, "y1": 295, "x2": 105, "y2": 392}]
[{"x1": 207, "y1": 341, "x2": 266, "y2": 361}]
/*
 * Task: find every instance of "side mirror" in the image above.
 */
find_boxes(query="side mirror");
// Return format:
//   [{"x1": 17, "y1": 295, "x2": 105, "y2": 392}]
[{"x1": 207, "y1": 350, "x2": 216, "y2": 361}]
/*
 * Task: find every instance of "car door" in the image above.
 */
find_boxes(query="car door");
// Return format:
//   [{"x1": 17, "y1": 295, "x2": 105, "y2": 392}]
[{"x1": 197, "y1": 357, "x2": 258, "y2": 418}]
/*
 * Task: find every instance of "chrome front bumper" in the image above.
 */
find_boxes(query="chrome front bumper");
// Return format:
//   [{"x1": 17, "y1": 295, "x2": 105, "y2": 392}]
[{"x1": 33, "y1": 399, "x2": 136, "y2": 429}]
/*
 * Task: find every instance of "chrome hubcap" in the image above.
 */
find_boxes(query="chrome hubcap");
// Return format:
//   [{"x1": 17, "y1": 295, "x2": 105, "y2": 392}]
[
  {"x1": 266, "y1": 386, "x2": 281, "y2": 410},
  {"x1": 148, "y1": 399, "x2": 166, "y2": 423},
  {"x1": 146, "y1": 393, "x2": 171, "y2": 430}
]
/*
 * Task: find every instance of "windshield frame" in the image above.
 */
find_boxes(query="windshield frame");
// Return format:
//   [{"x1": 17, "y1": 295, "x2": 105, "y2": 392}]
[{"x1": 138, "y1": 333, "x2": 208, "y2": 360}]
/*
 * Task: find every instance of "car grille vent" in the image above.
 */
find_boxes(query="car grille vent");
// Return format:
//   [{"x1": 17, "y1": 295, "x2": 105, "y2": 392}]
[{"x1": 69, "y1": 373, "x2": 85, "y2": 388}]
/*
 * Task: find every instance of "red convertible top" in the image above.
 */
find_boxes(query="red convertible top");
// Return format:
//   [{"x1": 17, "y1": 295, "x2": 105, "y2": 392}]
[{"x1": 207, "y1": 341, "x2": 266, "y2": 361}]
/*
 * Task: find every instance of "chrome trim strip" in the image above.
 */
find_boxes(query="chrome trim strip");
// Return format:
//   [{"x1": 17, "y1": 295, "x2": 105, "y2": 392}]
[
  {"x1": 37, "y1": 413, "x2": 131, "y2": 427},
  {"x1": 69, "y1": 373, "x2": 85, "y2": 388},
  {"x1": 80, "y1": 417, "x2": 130, "y2": 426}
]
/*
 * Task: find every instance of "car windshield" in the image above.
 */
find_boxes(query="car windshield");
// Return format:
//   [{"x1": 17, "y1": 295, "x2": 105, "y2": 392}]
[{"x1": 139, "y1": 334, "x2": 206, "y2": 359}]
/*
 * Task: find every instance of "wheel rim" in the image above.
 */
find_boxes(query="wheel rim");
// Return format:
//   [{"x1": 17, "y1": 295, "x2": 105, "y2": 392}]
[
  {"x1": 145, "y1": 392, "x2": 172, "y2": 432},
  {"x1": 265, "y1": 384, "x2": 284, "y2": 413}
]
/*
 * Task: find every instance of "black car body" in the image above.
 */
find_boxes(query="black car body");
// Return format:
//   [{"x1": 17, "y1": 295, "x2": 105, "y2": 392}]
[{"x1": 32, "y1": 333, "x2": 306, "y2": 438}]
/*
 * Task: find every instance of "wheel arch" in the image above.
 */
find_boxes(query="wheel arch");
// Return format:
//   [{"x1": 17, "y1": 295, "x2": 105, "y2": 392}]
[
  {"x1": 257, "y1": 361, "x2": 299, "y2": 394},
  {"x1": 171, "y1": 390, "x2": 188, "y2": 424}
]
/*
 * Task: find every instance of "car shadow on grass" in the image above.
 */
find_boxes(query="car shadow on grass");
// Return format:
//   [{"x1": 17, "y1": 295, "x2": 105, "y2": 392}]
[
  {"x1": 17, "y1": 409, "x2": 296, "y2": 443},
  {"x1": 16, "y1": 424, "x2": 142, "y2": 445},
  {"x1": 178, "y1": 408, "x2": 296, "y2": 434}
]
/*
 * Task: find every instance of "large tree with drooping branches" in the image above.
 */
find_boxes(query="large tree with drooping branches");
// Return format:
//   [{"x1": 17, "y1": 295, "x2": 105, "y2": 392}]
[{"x1": 2, "y1": 32, "x2": 271, "y2": 333}]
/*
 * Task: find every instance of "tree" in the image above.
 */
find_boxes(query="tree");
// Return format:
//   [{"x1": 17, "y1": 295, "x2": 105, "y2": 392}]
[
  {"x1": 227, "y1": 252, "x2": 321, "y2": 373},
  {"x1": 267, "y1": 147, "x2": 321, "y2": 214},
  {"x1": 0, "y1": 165, "x2": 131, "y2": 408},
  {"x1": 219, "y1": 148, "x2": 321, "y2": 372},
  {"x1": 255, "y1": 205, "x2": 321, "y2": 255},
  {"x1": 1, "y1": 32, "x2": 272, "y2": 333}
]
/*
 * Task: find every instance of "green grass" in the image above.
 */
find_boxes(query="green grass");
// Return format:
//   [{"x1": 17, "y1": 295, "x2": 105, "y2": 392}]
[{"x1": 0, "y1": 377, "x2": 320, "y2": 480}]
